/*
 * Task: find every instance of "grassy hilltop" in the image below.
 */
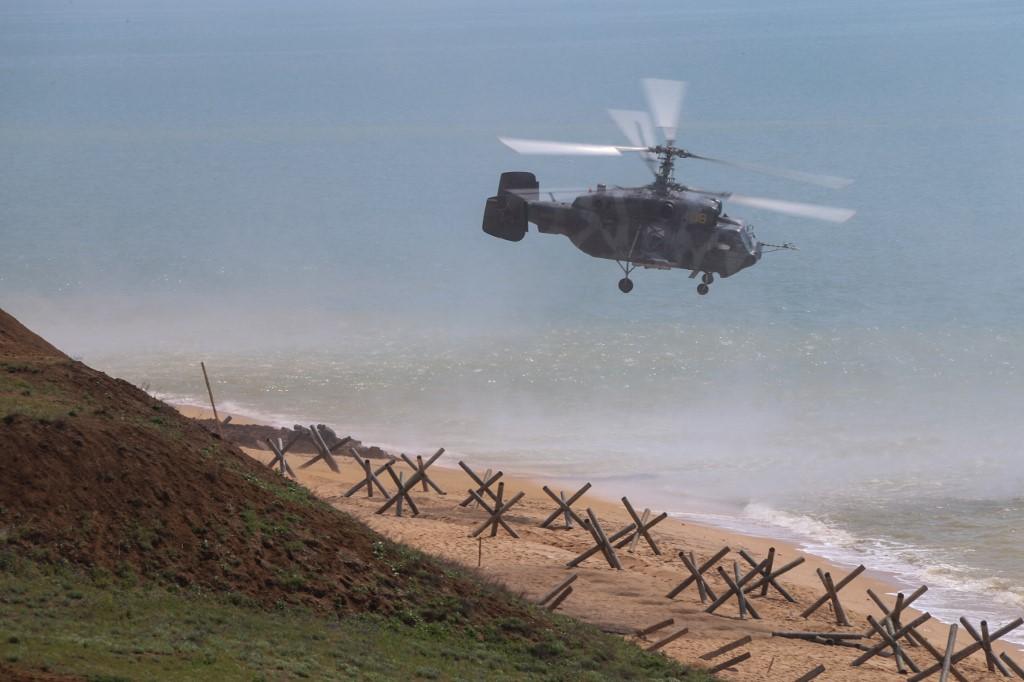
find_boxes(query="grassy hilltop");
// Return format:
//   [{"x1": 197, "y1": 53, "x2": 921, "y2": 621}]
[{"x1": 0, "y1": 308, "x2": 709, "y2": 681}]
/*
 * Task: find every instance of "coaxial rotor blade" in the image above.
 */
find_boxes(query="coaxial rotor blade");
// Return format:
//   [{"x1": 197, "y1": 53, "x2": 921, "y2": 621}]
[
  {"x1": 608, "y1": 109, "x2": 657, "y2": 174},
  {"x1": 686, "y1": 152, "x2": 853, "y2": 189},
  {"x1": 499, "y1": 137, "x2": 647, "y2": 156},
  {"x1": 725, "y1": 194, "x2": 856, "y2": 223},
  {"x1": 642, "y1": 78, "x2": 686, "y2": 144}
]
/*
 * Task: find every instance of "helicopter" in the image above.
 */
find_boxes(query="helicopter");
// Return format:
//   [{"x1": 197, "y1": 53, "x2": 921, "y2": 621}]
[{"x1": 482, "y1": 79, "x2": 855, "y2": 295}]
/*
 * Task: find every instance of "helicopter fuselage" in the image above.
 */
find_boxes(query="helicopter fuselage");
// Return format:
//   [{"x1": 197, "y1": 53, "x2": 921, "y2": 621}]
[{"x1": 531, "y1": 186, "x2": 761, "y2": 278}]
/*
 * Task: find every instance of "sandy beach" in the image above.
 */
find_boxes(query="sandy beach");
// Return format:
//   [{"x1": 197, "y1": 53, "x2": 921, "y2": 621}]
[{"x1": 177, "y1": 405, "x2": 1023, "y2": 681}]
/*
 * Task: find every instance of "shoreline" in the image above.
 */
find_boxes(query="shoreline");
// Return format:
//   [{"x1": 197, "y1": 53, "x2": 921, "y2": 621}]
[{"x1": 175, "y1": 402, "x2": 1024, "y2": 679}]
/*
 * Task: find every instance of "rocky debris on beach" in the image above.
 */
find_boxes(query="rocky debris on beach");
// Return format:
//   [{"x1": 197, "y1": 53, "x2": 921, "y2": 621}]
[{"x1": 194, "y1": 419, "x2": 394, "y2": 460}]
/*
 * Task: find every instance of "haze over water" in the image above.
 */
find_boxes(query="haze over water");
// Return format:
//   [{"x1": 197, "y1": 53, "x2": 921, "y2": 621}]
[{"x1": 3, "y1": 0, "x2": 1024, "y2": 642}]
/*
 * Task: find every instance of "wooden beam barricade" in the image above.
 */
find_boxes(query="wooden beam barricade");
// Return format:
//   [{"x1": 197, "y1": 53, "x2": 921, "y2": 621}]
[
  {"x1": 546, "y1": 585, "x2": 573, "y2": 611},
  {"x1": 469, "y1": 485, "x2": 525, "y2": 539},
  {"x1": 298, "y1": 425, "x2": 349, "y2": 473},
  {"x1": 374, "y1": 448, "x2": 445, "y2": 516},
  {"x1": 566, "y1": 520, "x2": 636, "y2": 568},
  {"x1": 585, "y1": 508, "x2": 624, "y2": 570},
  {"x1": 627, "y1": 509, "x2": 649, "y2": 552},
  {"x1": 613, "y1": 497, "x2": 667, "y2": 555},
  {"x1": 772, "y1": 632, "x2": 864, "y2": 642},
  {"x1": 265, "y1": 436, "x2": 298, "y2": 478},
  {"x1": 713, "y1": 562, "x2": 761, "y2": 619},
  {"x1": 816, "y1": 569, "x2": 849, "y2": 626},
  {"x1": 666, "y1": 546, "x2": 730, "y2": 600},
  {"x1": 708, "y1": 651, "x2": 751, "y2": 674},
  {"x1": 743, "y1": 555, "x2": 805, "y2": 597},
  {"x1": 706, "y1": 557, "x2": 770, "y2": 616},
  {"x1": 908, "y1": 618, "x2": 1024, "y2": 681},
  {"x1": 799, "y1": 564, "x2": 864, "y2": 620},
  {"x1": 738, "y1": 548, "x2": 796, "y2": 602},
  {"x1": 852, "y1": 611, "x2": 931, "y2": 670},
  {"x1": 537, "y1": 574, "x2": 578, "y2": 607},
  {"x1": 636, "y1": 617, "x2": 674, "y2": 638},
  {"x1": 933, "y1": 624, "x2": 964, "y2": 682},
  {"x1": 794, "y1": 664, "x2": 826, "y2": 682},
  {"x1": 377, "y1": 461, "x2": 419, "y2": 516},
  {"x1": 399, "y1": 451, "x2": 445, "y2": 495},
  {"x1": 699, "y1": 635, "x2": 752, "y2": 661},
  {"x1": 681, "y1": 552, "x2": 715, "y2": 603},
  {"x1": 646, "y1": 627, "x2": 689, "y2": 652},
  {"x1": 539, "y1": 483, "x2": 590, "y2": 529},
  {"x1": 864, "y1": 585, "x2": 928, "y2": 643},
  {"x1": 959, "y1": 617, "x2": 1010, "y2": 676},
  {"x1": 457, "y1": 461, "x2": 503, "y2": 507},
  {"x1": 343, "y1": 448, "x2": 391, "y2": 499},
  {"x1": 999, "y1": 651, "x2": 1024, "y2": 678}
]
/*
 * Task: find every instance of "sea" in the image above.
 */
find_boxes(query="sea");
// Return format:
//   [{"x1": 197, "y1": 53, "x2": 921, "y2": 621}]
[{"x1": 2, "y1": 0, "x2": 1023, "y2": 646}]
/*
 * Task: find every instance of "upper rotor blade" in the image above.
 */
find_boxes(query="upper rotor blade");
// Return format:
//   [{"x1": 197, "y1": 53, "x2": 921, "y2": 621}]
[
  {"x1": 608, "y1": 109, "x2": 658, "y2": 174},
  {"x1": 726, "y1": 194, "x2": 856, "y2": 223},
  {"x1": 687, "y1": 152, "x2": 853, "y2": 189},
  {"x1": 642, "y1": 78, "x2": 686, "y2": 143},
  {"x1": 499, "y1": 137, "x2": 646, "y2": 156}
]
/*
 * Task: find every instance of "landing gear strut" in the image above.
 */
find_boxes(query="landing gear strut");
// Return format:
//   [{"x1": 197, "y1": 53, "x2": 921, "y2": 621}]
[{"x1": 615, "y1": 260, "x2": 636, "y2": 294}]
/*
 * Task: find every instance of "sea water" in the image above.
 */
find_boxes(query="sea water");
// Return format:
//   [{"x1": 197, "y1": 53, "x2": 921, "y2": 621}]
[{"x1": 3, "y1": 0, "x2": 1023, "y2": 645}]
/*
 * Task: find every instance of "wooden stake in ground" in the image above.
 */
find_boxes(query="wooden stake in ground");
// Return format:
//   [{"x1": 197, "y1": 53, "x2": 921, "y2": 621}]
[
  {"x1": 199, "y1": 361, "x2": 224, "y2": 439},
  {"x1": 539, "y1": 483, "x2": 590, "y2": 529},
  {"x1": 457, "y1": 461, "x2": 503, "y2": 507},
  {"x1": 666, "y1": 546, "x2": 730, "y2": 600},
  {"x1": 800, "y1": 564, "x2": 865, "y2": 620},
  {"x1": 613, "y1": 497, "x2": 667, "y2": 555}
]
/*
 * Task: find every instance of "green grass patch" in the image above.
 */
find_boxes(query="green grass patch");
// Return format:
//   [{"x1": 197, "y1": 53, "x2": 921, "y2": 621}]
[{"x1": 0, "y1": 558, "x2": 710, "y2": 681}]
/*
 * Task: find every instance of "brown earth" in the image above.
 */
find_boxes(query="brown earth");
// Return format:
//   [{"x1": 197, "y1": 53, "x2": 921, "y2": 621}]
[{"x1": 0, "y1": 308, "x2": 540, "y2": 625}]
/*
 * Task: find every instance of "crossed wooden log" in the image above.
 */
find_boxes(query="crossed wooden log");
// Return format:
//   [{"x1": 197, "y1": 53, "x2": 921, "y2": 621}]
[
  {"x1": 666, "y1": 546, "x2": 730, "y2": 601},
  {"x1": 539, "y1": 483, "x2": 590, "y2": 529},
  {"x1": 375, "y1": 448, "x2": 444, "y2": 516},
  {"x1": 614, "y1": 498, "x2": 667, "y2": 555},
  {"x1": 566, "y1": 509, "x2": 635, "y2": 570},
  {"x1": 342, "y1": 448, "x2": 391, "y2": 499},
  {"x1": 265, "y1": 433, "x2": 300, "y2": 478},
  {"x1": 299, "y1": 425, "x2": 351, "y2": 473},
  {"x1": 706, "y1": 556, "x2": 771, "y2": 618},
  {"x1": 457, "y1": 461, "x2": 503, "y2": 507},
  {"x1": 468, "y1": 482, "x2": 525, "y2": 538},
  {"x1": 799, "y1": 564, "x2": 865, "y2": 624},
  {"x1": 537, "y1": 574, "x2": 577, "y2": 611},
  {"x1": 906, "y1": 617, "x2": 1022, "y2": 681}
]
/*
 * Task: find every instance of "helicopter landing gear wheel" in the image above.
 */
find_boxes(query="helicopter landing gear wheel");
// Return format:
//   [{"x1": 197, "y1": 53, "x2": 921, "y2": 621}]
[
  {"x1": 697, "y1": 283, "x2": 710, "y2": 296},
  {"x1": 701, "y1": 272, "x2": 714, "y2": 285},
  {"x1": 618, "y1": 278, "x2": 634, "y2": 293}
]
